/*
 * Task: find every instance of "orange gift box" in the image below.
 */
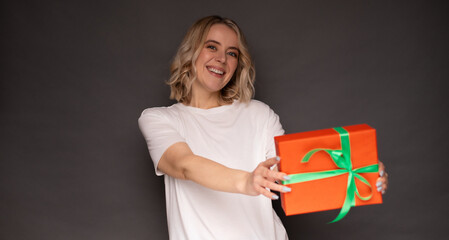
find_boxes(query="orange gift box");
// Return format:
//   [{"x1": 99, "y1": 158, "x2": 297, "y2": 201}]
[{"x1": 274, "y1": 124, "x2": 382, "y2": 221}]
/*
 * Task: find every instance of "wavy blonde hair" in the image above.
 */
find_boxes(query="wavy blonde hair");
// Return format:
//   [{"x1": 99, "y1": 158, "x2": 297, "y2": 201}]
[{"x1": 167, "y1": 15, "x2": 255, "y2": 104}]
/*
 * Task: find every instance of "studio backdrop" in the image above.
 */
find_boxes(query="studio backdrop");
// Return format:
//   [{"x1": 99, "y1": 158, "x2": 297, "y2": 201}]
[{"x1": 1, "y1": 0, "x2": 448, "y2": 239}]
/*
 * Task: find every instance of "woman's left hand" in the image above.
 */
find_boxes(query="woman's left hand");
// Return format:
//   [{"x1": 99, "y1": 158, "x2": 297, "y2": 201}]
[{"x1": 376, "y1": 161, "x2": 388, "y2": 194}]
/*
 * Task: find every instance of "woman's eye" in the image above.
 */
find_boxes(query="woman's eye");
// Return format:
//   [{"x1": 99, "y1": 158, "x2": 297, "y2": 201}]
[
  {"x1": 206, "y1": 45, "x2": 217, "y2": 50},
  {"x1": 227, "y1": 52, "x2": 238, "y2": 58}
]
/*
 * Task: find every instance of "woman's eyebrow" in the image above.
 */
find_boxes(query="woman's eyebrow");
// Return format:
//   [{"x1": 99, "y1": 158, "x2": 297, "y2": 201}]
[
  {"x1": 205, "y1": 39, "x2": 221, "y2": 45},
  {"x1": 205, "y1": 40, "x2": 240, "y2": 52}
]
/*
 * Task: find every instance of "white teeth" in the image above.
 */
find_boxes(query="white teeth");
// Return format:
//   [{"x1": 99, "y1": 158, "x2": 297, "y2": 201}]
[{"x1": 208, "y1": 67, "x2": 224, "y2": 75}]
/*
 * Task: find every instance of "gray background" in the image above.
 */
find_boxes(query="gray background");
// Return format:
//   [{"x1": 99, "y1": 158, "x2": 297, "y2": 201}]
[{"x1": 1, "y1": 0, "x2": 448, "y2": 239}]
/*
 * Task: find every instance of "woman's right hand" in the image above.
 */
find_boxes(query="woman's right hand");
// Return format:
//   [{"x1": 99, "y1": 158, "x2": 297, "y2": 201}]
[{"x1": 245, "y1": 157, "x2": 292, "y2": 200}]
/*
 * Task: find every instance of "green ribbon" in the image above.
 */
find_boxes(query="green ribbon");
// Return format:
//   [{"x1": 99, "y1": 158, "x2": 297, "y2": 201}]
[{"x1": 282, "y1": 127, "x2": 378, "y2": 223}]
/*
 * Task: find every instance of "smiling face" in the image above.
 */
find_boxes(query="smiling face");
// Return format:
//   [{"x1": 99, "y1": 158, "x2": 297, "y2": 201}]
[{"x1": 193, "y1": 24, "x2": 239, "y2": 102}]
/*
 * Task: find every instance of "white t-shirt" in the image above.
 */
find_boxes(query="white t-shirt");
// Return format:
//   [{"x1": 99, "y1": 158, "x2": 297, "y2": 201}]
[{"x1": 138, "y1": 100, "x2": 288, "y2": 240}]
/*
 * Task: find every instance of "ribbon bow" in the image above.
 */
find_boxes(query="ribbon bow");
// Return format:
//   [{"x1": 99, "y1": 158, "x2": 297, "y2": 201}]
[{"x1": 282, "y1": 127, "x2": 379, "y2": 223}]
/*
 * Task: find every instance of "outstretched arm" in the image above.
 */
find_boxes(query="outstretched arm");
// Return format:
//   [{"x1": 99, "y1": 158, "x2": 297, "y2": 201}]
[{"x1": 159, "y1": 142, "x2": 291, "y2": 199}]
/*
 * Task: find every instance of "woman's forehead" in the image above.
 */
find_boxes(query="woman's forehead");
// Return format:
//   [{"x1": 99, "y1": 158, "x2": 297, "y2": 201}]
[{"x1": 204, "y1": 24, "x2": 239, "y2": 48}]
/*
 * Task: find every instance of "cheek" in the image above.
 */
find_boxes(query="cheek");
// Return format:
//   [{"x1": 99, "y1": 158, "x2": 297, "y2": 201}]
[
  {"x1": 195, "y1": 50, "x2": 208, "y2": 66},
  {"x1": 229, "y1": 62, "x2": 238, "y2": 75}
]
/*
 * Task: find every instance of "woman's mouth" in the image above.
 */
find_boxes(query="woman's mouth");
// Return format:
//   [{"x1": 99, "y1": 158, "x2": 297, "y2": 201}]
[{"x1": 207, "y1": 66, "x2": 225, "y2": 76}]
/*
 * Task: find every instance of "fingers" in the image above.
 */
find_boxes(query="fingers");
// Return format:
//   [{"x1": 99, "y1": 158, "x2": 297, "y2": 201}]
[
  {"x1": 254, "y1": 181, "x2": 291, "y2": 200},
  {"x1": 264, "y1": 179, "x2": 291, "y2": 193},
  {"x1": 251, "y1": 158, "x2": 291, "y2": 200},
  {"x1": 376, "y1": 161, "x2": 388, "y2": 194},
  {"x1": 255, "y1": 162, "x2": 288, "y2": 183},
  {"x1": 260, "y1": 157, "x2": 279, "y2": 169},
  {"x1": 378, "y1": 161, "x2": 385, "y2": 175},
  {"x1": 256, "y1": 186, "x2": 279, "y2": 199},
  {"x1": 376, "y1": 172, "x2": 388, "y2": 194}
]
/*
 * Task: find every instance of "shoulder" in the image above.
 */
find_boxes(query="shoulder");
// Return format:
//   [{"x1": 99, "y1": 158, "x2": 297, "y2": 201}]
[
  {"x1": 235, "y1": 99, "x2": 281, "y2": 125},
  {"x1": 140, "y1": 103, "x2": 182, "y2": 117},
  {"x1": 240, "y1": 99, "x2": 284, "y2": 137},
  {"x1": 242, "y1": 99, "x2": 277, "y2": 116},
  {"x1": 244, "y1": 99, "x2": 272, "y2": 111},
  {"x1": 138, "y1": 103, "x2": 182, "y2": 123}
]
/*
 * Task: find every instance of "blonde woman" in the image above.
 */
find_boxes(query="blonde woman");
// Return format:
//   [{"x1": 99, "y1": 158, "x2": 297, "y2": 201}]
[{"x1": 138, "y1": 15, "x2": 388, "y2": 239}]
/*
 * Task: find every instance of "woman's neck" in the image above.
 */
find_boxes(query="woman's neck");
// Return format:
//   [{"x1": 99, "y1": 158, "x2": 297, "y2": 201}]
[{"x1": 188, "y1": 94, "x2": 221, "y2": 109}]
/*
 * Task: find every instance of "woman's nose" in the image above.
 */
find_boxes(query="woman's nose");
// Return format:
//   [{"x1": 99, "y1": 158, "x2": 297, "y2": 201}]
[{"x1": 215, "y1": 51, "x2": 226, "y2": 63}]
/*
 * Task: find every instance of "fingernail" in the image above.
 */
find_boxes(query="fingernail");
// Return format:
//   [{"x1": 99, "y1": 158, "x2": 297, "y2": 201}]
[
  {"x1": 276, "y1": 156, "x2": 281, "y2": 161},
  {"x1": 283, "y1": 175, "x2": 291, "y2": 180},
  {"x1": 377, "y1": 186, "x2": 382, "y2": 192},
  {"x1": 272, "y1": 195, "x2": 279, "y2": 200},
  {"x1": 376, "y1": 181, "x2": 382, "y2": 187},
  {"x1": 380, "y1": 170, "x2": 384, "y2": 177},
  {"x1": 283, "y1": 186, "x2": 291, "y2": 192}
]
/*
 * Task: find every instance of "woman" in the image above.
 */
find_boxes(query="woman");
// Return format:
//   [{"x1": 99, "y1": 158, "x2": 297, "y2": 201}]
[{"x1": 139, "y1": 15, "x2": 388, "y2": 240}]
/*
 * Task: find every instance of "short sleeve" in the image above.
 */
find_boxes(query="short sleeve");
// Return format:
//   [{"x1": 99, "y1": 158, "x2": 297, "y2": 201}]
[
  {"x1": 138, "y1": 108, "x2": 186, "y2": 176},
  {"x1": 265, "y1": 107, "x2": 285, "y2": 159}
]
